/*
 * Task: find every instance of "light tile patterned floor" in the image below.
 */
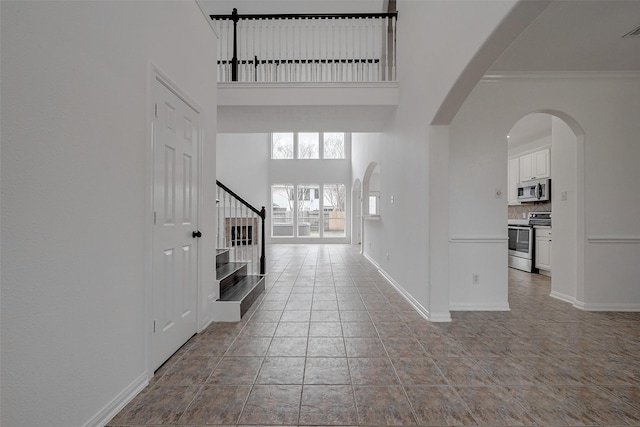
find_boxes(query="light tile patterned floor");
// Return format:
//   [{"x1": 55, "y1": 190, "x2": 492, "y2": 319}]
[{"x1": 109, "y1": 244, "x2": 640, "y2": 426}]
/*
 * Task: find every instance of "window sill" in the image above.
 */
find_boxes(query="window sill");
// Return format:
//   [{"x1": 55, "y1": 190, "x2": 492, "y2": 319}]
[{"x1": 363, "y1": 215, "x2": 381, "y2": 220}]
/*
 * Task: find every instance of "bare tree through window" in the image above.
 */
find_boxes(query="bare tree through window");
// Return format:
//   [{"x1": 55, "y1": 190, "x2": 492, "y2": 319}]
[
  {"x1": 298, "y1": 133, "x2": 319, "y2": 159},
  {"x1": 323, "y1": 133, "x2": 345, "y2": 159},
  {"x1": 272, "y1": 133, "x2": 294, "y2": 159},
  {"x1": 324, "y1": 184, "x2": 346, "y2": 237}
]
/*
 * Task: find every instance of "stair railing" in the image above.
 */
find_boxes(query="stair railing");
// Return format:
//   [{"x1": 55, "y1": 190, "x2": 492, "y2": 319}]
[
  {"x1": 216, "y1": 180, "x2": 266, "y2": 275},
  {"x1": 211, "y1": 9, "x2": 398, "y2": 83}
]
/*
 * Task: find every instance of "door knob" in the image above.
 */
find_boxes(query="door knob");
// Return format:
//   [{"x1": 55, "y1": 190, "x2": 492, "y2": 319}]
[{"x1": 192, "y1": 231, "x2": 202, "y2": 238}]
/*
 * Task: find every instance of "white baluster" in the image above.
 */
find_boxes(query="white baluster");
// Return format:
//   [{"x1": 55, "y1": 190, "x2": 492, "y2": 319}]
[
  {"x1": 339, "y1": 19, "x2": 343, "y2": 81},
  {"x1": 298, "y1": 18, "x2": 303, "y2": 82},
  {"x1": 266, "y1": 19, "x2": 271, "y2": 82},
  {"x1": 307, "y1": 20, "x2": 312, "y2": 81},
  {"x1": 365, "y1": 18, "x2": 370, "y2": 82},
  {"x1": 380, "y1": 16, "x2": 385, "y2": 81},
  {"x1": 277, "y1": 18, "x2": 282, "y2": 82},
  {"x1": 241, "y1": 204, "x2": 245, "y2": 265},
  {"x1": 222, "y1": 190, "x2": 227, "y2": 248},
  {"x1": 392, "y1": 16, "x2": 396, "y2": 81}
]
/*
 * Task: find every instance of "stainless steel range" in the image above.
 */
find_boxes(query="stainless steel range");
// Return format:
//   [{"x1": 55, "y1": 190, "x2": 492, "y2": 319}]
[{"x1": 508, "y1": 212, "x2": 551, "y2": 272}]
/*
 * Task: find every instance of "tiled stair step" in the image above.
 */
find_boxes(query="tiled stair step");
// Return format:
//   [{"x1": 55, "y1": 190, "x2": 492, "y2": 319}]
[
  {"x1": 218, "y1": 275, "x2": 265, "y2": 318},
  {"x1": 216, "y1": 249, "x2": 229, "y2": 268}
]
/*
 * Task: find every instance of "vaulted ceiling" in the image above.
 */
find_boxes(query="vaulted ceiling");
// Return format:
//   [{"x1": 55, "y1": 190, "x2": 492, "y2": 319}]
[{"x1": 490, "y1": 0, "x2": 640, "y2": 73}]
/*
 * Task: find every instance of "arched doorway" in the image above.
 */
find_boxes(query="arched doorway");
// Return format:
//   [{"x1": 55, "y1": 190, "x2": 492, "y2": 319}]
[
  {"x1": 506, "y1": 111, "x2": 585, "y2": 304},
  {"x1": 361, "y1": 162, "x2": 380, "y2": 255},
  {"x1": 351, "y1": 179, "x2": 362, "y2": 245}
]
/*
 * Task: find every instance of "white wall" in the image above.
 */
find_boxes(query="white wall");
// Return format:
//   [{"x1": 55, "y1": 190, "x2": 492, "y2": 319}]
[
  {"x1": 353, "y1": 0, "x2": 519, "y2": 320},
  {"x1": 217, "y1": 133, "x2": 270, "y2": 210},
  {"x1": 550, "y1": 116, "x2": 578, "y2": 302},
  {"x1": 0, "y1": 2, "x2": 218, "y2": 426},
  {"x1": 449, "y1": 74, "x2": 640, "y2": 311}
]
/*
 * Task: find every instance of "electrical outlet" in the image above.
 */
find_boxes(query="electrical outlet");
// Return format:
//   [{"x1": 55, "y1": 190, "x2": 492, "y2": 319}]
[
  {"x1": 390, "y1": 195, "x2": 394, "y2": 204},
  {"x1": 386, "y1": 253, "x2": 390, "y2": 261},
  {"x1": 561, "y1": 191, "x2": 568, "y2": 201},
  {"x1": 472, "y1": 274, "x2": 480, "y2": 284}
]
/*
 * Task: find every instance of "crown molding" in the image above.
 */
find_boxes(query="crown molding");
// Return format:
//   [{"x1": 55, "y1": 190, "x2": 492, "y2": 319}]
[
  {"x1": 196, "y1": 0, "x2": 219, "y2": 38},
  {"x1": 482, "y1": 71, "x2": 640, "y2": 82}
]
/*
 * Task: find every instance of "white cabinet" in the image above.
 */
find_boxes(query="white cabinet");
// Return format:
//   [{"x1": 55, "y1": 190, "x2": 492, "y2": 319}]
[
  {"x1": 508, "y1": 157, "x2": 520, "y2": 205},
  {"x1": 519, "y1": 148, "x2": 550, "y2": 182},
  {"x1": 535, "y1": 228, "x2": 552, "y2": 272}
]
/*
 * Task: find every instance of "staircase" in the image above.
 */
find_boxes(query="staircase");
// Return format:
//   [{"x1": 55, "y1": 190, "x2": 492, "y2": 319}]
[
  {"x1": 213, "y1": 248, "x2": 265, "y2": 321},
  {"x1": 214, "y1": 180, "x2": 267, "y2": 321}
]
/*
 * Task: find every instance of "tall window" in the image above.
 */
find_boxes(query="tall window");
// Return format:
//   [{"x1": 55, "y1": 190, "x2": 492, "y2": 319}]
[
  {"x1": 298, "y1": 133, "x2": 320, "y2": 159},
  {"x1": 323, "y1": 184, "x2": 346, "y2": 237},
  {"x1": 323, "y1": 133, "x2": 345, "y2": 159},
  {"x1": 271, "y1": 184, "x2": 295, "y2": 237},
  {"x1": 298, "y1": 185, "x2": 320, "y2": 237},
  {"x1": 272, "y1": 133, "x2": 294, "y2": 159},
  {"x1": 271, "y1": 132, "x2": 346, "y2": 159}
]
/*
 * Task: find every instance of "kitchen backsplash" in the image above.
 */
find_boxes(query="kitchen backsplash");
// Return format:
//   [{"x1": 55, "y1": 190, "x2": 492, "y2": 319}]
[{"x1": 508, "y1": 201, "x2": 552, "y2": 219}]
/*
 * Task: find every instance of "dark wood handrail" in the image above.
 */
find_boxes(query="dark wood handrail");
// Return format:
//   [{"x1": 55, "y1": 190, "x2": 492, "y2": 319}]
[
  {"x1": 211, "y1": 12, "x2": 398, "y2": 20},
  {"x1": 217, "y1": 180, "x2": 265, "y2": 218},
  {"x1": 218, "y1": 58, "x2": 381, "y2": 65}
]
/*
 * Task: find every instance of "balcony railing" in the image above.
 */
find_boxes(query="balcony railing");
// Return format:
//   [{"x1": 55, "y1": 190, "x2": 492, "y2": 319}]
[{"x1": 211, "y1": 9, "x2": 398, "y2": 83}]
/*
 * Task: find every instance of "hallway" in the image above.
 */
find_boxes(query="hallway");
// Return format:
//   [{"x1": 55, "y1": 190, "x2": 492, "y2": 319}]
[{"x1": 108, "y1": 244, "x2": 640, "y2": 426}]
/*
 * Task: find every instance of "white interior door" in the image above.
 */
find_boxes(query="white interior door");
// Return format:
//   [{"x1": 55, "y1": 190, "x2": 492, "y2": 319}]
[{"x1": 152, "y1": 78, "x2": 199, "y2": 371}]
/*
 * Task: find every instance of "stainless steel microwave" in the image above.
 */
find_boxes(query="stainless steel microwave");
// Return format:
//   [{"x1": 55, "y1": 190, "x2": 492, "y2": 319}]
[{"x1": 517, "y1": 178, "x2": 550, "y2": 202}]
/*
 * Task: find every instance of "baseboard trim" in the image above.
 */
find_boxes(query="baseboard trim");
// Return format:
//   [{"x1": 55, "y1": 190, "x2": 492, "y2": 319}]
[
  {"x1": 83, "y1": 371, "x2": 148, "y2": 427},
  {"x1": 200, "y1": 317, "x2": 213, "y2": 332},
  {"x1": 362, "y1": 253, "x2": 452, "y2": 323},
  {"x1": 573, "y1": 301, "x2": 640, "y2": 312},
  {"x1": 550, "y1": 290, "x2": 576, "y2": 305},
  {"x1": 449, "y1": 303, "x2": 511, "y2": 311}
]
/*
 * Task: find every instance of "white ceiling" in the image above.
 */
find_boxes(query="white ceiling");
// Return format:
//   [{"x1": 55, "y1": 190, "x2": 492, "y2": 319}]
[
  {"x1": 490, "y1": 0, "x2": 640, "y2": 72},
  {"x1": 507, "y1": 113, "x2": 552, "y2": 150}
]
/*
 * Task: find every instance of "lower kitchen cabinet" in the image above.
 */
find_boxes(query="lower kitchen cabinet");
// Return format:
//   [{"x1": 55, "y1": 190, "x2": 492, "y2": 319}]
[{"x1": 535, "y1": 228, "x2": 552, "y2": 272}]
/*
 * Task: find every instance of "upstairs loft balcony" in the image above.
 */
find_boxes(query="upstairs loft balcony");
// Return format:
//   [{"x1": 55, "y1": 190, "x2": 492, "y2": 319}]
[{"x1": 212, "y1": 9, "x2": 399, "y2": 132}]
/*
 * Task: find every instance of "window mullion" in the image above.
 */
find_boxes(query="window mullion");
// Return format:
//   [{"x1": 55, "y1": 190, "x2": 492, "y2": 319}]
[
  {"x1": 294, "y1": 184, "x2": 299, "y2": 237},
  {"x1": 319, "y1": 184, "x2": 324, "y2": 238}
]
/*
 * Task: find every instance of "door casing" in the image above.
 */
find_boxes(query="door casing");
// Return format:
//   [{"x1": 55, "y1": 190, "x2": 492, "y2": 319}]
[{"x1": 146, "y1": 65, "x2": 204, "y2": 378}]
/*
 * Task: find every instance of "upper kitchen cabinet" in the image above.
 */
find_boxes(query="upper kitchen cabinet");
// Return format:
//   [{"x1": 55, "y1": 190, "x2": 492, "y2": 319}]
[
  {"x1": 519, "y1": 148, "x2": 550, "y2": 182},
  {"x1": 508, "y1": 157, "x2": 520, "y2": 205}
]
